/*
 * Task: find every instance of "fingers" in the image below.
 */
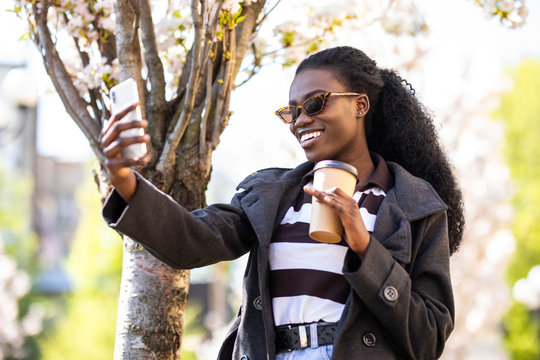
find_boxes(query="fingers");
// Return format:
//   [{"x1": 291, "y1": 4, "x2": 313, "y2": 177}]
[
  {"x1": 103, "y1": 133, "x2": 150, "y2": 159},
  {"x1": 305, "y1": 184, "x2": 370, "y2": 256},
  {"x1": 105, "y1": 154, "x2": 151, "y2": 171},
  {"x1": 101, "y1": 119, "x2": 148, "y2": 148},
  {"x1": 303, "y1": 185, "x2": 354, "y2": 213},
  {"x1": 102, "y1": 102, "x2": 139, "y2": 134}
]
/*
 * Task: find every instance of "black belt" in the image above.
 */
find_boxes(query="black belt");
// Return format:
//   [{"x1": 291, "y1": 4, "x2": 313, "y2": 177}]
[{"x1": 275, "y1": 322, "x2": 337, "y2": 353}]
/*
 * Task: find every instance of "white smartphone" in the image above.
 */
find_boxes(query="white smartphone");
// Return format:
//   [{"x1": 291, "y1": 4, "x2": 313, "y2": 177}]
[{"x1": 110, "y1": 78, "x2": 147, "y2": 160}]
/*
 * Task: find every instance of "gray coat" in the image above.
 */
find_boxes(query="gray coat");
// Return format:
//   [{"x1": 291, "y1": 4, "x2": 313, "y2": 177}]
[{"x1": 103, "y1": 161, "x2": 454, "y2": 360}]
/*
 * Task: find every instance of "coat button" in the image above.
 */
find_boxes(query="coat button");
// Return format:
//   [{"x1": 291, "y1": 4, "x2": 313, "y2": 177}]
[
  {"x1": 362, "y1": 332, "x2": 376, "y2": 347},
  {"x1": 383, "y1": 286, "x2": 398, "y2": 302},
  {"x1": 253, "y1": 296, "x2": 263, "y2": 310}
]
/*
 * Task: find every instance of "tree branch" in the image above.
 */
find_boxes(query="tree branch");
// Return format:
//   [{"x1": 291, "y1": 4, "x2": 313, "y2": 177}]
[
  {"x1": 65, "y1": 23, "x2": 103, "y2": 125},
  {"x1": 115, "y1": 0, "x2": 146, "y2": 117},
  {"x1": 171, "y1": 0, "x2": 223, "y2": 119},
  {"x1": 256, "y1": 0, "x2": 282, "y2": 29},
  {"x1": 33, "y1": 1, "x2": 105, "y2": 164},
  {"x1": 139, "y1": 0, "x2": 167, "y2": 150},
  {"x1": 156, "y1": 0, "x2": 205, "y2": 189},
  {"x1": 199, "y1": 56, "x2": 214, "y2": 172},
  {"x1": 140, "y1": 0, "x2": 166, "y2": 107},
  {"x1": 210, "y1": 25, "x2": 235, "y2": 149},
  {"x1": 209, "y1": 0, "x2": 267, "y2": 148},
  {"x1": 234, "y1": 41, "x2": 262, "y2": 88},
  {"x1": 200, "y1": 0, "x2": 224, "y2": 73}
]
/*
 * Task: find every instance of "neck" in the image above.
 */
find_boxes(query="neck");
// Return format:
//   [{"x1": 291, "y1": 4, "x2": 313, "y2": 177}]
[{"x1": 349, "y1": 151, "x2": 375, "y2": 186}]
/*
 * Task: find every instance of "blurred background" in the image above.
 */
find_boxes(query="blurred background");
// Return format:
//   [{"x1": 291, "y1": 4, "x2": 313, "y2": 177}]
[{"x1": 1, "y1": 0, "x2": 540, "y2": 359}]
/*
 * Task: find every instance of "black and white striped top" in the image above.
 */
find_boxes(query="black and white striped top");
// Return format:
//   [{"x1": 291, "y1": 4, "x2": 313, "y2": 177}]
[{"x1": 269, "y1": 154, "x2": 394, "y2": 327}]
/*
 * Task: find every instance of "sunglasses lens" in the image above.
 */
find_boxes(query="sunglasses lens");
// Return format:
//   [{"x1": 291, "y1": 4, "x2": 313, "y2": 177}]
[
  {"x1": 303, "y1": 95, "x2": 325, "y2": 115},
  {"x1": 277, "y1": 108, "x2": 294, "y2": 123}
]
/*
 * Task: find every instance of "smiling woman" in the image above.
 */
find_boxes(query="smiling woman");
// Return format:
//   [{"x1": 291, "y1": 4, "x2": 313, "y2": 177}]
[{"x1": 101, "y1": 45, "x2": 464, "y2": 360}]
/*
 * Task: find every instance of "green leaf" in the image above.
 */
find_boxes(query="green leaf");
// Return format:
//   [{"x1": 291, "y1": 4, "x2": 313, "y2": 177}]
[
  {"x1": 19, "y1": 32, "x2": 31, "y2": 40},
  {"x1": 234, "y1": 15, "x2": 246, "y2": 24}
]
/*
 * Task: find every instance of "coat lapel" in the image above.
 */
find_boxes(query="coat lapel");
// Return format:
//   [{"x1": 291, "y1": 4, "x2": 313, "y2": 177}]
[
  {"x1": 371, "y1": 190, "x2": 412, "y2": 265},
  {"x1": 237, "y1": 163, "x2": 312, "y2": 249}
]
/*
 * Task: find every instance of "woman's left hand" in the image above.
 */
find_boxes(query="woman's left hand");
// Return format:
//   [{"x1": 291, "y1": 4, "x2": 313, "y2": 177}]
[{"x1": 304, "y1": 185, "x2": 370, "y2": 259}]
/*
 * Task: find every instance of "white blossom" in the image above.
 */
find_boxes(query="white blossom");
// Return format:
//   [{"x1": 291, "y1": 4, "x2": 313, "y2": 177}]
[
  {"x1": 98, "y1": 16, "x2": 116, "y2": 33},
  {"x1": 512, "y1": 265, "x2": 540, "y2": 310},
  {"x1": 162, "y1": 46, "x2": 188, "y2": 92},
  {"x1": 478, "y1": 0, "x2": 528, "y2": 28},
  {"x1": 95, "y1": 0, "x2": 115, "y2": 14},
  {"x1": 273, "y1": 20, "x2": 299, "y2": 37},
  {"x1": 222, "y1": 0, "x2": 241, "y2": 14},
  {"x1": 483, "y1": 0, "x2": 497, "y2": 18},
  {"x1": 498, "y1": 0, "x2": 515, "y2": 13},
  {"x1": 517, "y1": 3, "x2": 529, "y2": 19}
]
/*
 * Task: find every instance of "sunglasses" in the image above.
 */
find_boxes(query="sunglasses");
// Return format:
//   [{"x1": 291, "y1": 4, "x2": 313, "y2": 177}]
[{"x1": 274, "y1": 91, "x2": 361, "y2": 124}]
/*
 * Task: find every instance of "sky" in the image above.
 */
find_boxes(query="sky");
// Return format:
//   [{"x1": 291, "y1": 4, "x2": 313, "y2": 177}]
[{"x1": 1, "y1": 0, "x2": 539, "y2": 200}]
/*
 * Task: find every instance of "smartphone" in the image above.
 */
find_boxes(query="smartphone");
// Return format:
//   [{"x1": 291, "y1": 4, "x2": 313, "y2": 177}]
[{"x1": 110, "y1": 78, "x2": 147, "y2": 160}]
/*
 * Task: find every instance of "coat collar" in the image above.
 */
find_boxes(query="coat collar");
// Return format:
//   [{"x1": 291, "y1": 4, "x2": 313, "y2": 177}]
[
  {"x1": 236, "y1": 162, "x2": 312, "y2": 248},
  {"x1": 371, "y1": 162, "x2": 447, "y2": 264}
]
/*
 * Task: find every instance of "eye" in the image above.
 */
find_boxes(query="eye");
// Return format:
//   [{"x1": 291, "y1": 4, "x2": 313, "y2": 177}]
[{"x1": 303, "y1": 95, "x2": 325, "y2": 115}]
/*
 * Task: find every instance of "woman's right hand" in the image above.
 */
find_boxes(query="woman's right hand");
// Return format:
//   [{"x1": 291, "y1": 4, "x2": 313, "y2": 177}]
[{"x1": 100, "y1": 102, "x2": 150, "y2": 202}]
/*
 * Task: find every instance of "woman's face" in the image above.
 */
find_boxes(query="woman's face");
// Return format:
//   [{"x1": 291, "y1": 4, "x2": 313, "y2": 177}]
[{"x1": 288, "y1": 68, "x2": 369, "y2": 164}]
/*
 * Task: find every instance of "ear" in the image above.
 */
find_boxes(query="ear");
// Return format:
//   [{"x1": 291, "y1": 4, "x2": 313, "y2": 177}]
[{"x1": 355, "y1": 94, "x2": 370, "y2": 118}]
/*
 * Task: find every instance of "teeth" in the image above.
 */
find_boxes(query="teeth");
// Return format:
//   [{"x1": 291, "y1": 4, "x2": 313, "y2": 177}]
[{"x1": 300, "y1": 131, "x2": 322, "y2": 143}]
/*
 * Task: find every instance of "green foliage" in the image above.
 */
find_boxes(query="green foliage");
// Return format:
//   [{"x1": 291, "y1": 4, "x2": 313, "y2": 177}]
[
  {"x1": 496, "y1": 58, "x2": 540, "y2": 359},
  {"x1": 219, "y1": 6, "x2": 245, "y2": 30},
  {"x1": 0, "y1": 165, "x2": 37, "y2": 264},
  {"x1": 503, "y1": 303, "x2": 539, "y2": 359},
  {"x1": 0, "y1": 163, "x2": 41, "y2": 359},
  {"x1": 38, "y1": 168, "x2": 122, "y2": 360},
  {"x1": 180, "y1": 302, "x2": 207, "y2": 360}
]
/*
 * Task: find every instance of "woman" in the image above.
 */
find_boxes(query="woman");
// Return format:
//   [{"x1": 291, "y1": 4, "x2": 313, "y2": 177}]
[{"x1": 101, "y1": 46, "x2": 464, "y2": 359}]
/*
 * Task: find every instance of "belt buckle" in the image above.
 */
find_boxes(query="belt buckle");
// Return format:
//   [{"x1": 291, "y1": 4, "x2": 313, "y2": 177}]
[
  {"x1": 298, "y1": 325, "x2": 308, "y2": 348},
  {"x1": 310, "y1": 323, "x2": 318, "y2": 348}
]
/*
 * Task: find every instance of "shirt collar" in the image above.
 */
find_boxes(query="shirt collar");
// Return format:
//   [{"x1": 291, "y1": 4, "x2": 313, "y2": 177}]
[{"x1": 359, "y1": 152, "x2": 394, "y2": 193}]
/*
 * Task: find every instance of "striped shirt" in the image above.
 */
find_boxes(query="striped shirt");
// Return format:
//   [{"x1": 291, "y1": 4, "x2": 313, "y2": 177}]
[{"x1": 269, "y1": 154, "x2": 394, "y2": 327}]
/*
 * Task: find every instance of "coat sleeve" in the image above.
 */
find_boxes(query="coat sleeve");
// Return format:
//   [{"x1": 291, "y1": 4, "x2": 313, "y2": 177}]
[
  {"x1": 102, "y1": 172, "x2": 255, "y2": 269},
  {"x1": 343, "y1": 210, "x2": 454, "y2": 359}
]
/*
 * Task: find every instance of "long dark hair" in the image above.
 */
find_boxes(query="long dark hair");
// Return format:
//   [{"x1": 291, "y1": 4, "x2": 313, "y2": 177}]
[{"x1": 296, "y1": 46, "x2": 464, "y2": 254}]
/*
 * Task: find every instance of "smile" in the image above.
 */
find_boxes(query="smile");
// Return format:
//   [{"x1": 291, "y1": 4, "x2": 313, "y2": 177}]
[{"x1": 300, "y1": 130, "x2": 323, "y2": 146}]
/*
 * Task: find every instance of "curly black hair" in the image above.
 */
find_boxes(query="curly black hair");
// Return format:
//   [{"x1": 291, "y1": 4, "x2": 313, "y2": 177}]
[{"x1": 296, "y1": 46, "x2": 465, "y2": 254}]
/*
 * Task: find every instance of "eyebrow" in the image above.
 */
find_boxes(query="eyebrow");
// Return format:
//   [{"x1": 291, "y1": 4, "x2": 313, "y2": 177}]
[{"x1": 289, "y1": 89, "x2": 327, "y2": 105}]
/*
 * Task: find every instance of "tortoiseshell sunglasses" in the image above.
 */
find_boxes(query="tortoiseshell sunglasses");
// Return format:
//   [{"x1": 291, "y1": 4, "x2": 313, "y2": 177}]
[{"x1": 274, "y1": 91, "x2": 360, "y2": 124}]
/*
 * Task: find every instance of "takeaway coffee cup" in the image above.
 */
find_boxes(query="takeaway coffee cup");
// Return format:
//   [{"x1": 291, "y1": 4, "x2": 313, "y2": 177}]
[{"x1": 309, "y1": 160, "x2": 358, "y2": 243}]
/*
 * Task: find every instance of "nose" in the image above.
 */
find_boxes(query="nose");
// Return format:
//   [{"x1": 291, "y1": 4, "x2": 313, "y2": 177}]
[
  {"x1": 289, "y1": 110, "x2": 312, "y2": 135},
  {"x1": 292, "y1": 109, "x2": 314, "y2": 128}
]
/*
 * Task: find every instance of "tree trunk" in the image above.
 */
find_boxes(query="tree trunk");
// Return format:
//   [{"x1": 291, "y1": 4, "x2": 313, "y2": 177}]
[
  {"x1": 113, "y1": 159, "x2": 210, "y2": 360},
  {"x1": 112, "y1": 0, "x2": 266, "y2": 355},
  {"x1": 114, "y1": 238, "x2": 190, "y2": 359}
]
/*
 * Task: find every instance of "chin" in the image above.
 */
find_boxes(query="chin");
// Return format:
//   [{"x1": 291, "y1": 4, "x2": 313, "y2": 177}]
[{"x1": 304, "y1": 151, "x2": 328, "y2": 164}]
